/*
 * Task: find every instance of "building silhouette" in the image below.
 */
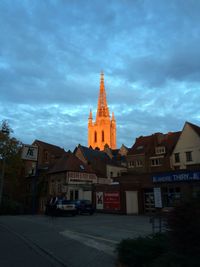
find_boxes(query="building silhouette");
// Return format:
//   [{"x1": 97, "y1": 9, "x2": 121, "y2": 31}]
[{"x1": 88, "y1": 72, "x2": 116, "y2": 150}]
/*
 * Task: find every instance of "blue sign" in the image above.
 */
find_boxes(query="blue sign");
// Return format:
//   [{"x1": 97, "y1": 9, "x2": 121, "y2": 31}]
[{"x1": 153, "y1": 171, "x2": 200, "y2": 183}]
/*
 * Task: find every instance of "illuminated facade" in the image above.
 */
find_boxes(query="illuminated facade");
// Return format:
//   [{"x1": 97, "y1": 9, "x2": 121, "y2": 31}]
[{"x1": 88, "y1": 72, "x2": 116, "y2": 150}]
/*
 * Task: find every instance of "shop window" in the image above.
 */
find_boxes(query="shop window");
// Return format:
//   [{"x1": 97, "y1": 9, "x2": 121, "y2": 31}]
[
  {"x1": 70, "y1": 190, "x2": 79, "y2": 200},
  {"x1": 186, "y1": 151, "x2": 192, "y2": 162},
  {"x1": 162, "y1": 187, "x2": 181, "y2": 207},
  {"x1": 174, "y1": 153, "x2": 180, "y2": 163}
]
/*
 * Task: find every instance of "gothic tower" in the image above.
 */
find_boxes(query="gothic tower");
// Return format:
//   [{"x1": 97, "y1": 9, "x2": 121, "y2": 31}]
[{"x1": 88, "y1": 72, "x2": 116, "y2": 150}]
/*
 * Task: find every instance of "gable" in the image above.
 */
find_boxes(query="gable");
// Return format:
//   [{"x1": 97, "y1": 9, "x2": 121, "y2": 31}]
[
  {"x1": 174, "y1": 123, "x2": 200, "y2": 153},
  {"x1": 74, "y1": 146, "x2": 87, "y2": 164}
]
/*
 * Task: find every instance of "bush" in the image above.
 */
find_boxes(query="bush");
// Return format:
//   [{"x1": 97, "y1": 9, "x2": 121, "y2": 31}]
[
  {"x1": 116, "y1": 198, "x2": 200, "y2": 267},
  {"x1": 116, "y1": 233, "x2": 168, "y2": 267},
  {"x1": 167, "y1": 197, "x2": 200, "y2": 255}
]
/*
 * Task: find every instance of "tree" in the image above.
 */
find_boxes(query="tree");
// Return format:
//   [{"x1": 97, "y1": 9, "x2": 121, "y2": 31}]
[{"x1": 0, "y1": 120, "x2": 23, "y2": 211}]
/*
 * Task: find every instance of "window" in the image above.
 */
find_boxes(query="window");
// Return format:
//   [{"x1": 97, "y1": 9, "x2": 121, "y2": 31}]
[
  {"x1": 129, "y1": 161, "x2": 134, "y2": 167},
  {"x1": 186, "y1": 151, "x2": 192, "y2": 162},
  {"x1": 155, "y1": 146, "x2": 166, "y2": 155},
  {"x1": 162, "y1": 187, "x2": 181, "y2": 207},
  {"x1": 174, "y1": 153, "x2": 180, "y2": 163},
  {"x1": 70, "y1": 190, "x2": 79, "y2": 200},
  {"x1": 80, "y1": 164, "x2": 85, "y2": 170},
  {"x1": 102, "y1": 131, "x2": 104, "y2": 142},
  {"x1": 110, "y1": 171, "x2": 113, "y2": 177},
  {"x1": 151, "y1": 158, "x2": 162, "y2": 166},
  {"x1": 94, "y1": 131, "x2": 97, "y2": 142},
  {"x1": 136, "y1": 160, "x2": 142, "y2": 167}
]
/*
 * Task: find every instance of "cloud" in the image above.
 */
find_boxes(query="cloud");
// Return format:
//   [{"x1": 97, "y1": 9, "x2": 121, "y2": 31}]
[{"x1": 0, "y1": 0, "x2": 200, "y2": 150}]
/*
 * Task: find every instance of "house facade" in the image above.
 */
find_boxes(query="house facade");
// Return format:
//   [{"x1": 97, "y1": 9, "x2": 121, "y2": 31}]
[
  {"x1": 48, "y1": 152, "x2": 97, "y2": 202},
  {"x1": 23, "y1": 140, "x2": 65, "y2": 213},
  {"x1": 171, "y1": 122, "x2": 200, "y2": 170},
  {"x1": 127, "y1": 132, "x2": 180, "y2": 173}
]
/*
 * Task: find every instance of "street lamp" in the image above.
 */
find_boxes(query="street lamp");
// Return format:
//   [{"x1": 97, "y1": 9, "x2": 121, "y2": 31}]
[{"x1": 0, "y1": 127, "x2": 9, "y2": 206}]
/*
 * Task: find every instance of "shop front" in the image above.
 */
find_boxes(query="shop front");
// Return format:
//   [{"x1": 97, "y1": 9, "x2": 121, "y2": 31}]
[{"x1": 152, "y1": 170, "x2": 200, "y2": 208}]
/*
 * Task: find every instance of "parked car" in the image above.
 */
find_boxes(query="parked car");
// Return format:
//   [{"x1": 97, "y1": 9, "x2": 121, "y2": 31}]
[
  {"x1": 73, "y1": 200, "x2": 95, "y2": 215},
  {"x1": 45, "y1": 198, "x2": 77, "y2": 216}
]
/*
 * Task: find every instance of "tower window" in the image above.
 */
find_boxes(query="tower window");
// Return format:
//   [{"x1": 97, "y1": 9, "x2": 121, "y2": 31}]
[
  {"x1": 102, "y1": 131, "x2": 104, "y2": 142},
  {"x1": 94, "y1": 131, "x2": 97, "y2": 142}
]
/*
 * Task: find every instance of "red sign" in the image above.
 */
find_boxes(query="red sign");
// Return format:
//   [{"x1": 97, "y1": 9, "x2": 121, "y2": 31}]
[{"x1": 104, "y1": 192, "x2": 120, "y2": 210}]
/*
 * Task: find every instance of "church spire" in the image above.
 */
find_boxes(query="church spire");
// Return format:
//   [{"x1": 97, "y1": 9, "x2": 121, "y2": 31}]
[{"x1": 96, "y1": 72, "x2": 110, "y2": 119}]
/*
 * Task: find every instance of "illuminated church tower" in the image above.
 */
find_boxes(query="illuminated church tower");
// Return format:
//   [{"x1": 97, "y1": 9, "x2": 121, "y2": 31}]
[{"x1": 88, "y1": 72, "x2": 116, "y2": 150}]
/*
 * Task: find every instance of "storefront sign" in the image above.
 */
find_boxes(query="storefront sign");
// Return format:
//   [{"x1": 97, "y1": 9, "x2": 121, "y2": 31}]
[
  {"x1": 104, "y1": 192, "x2": 120, "y2": 210},
  {"x1": 153, "y1": 187, "x2": 162, "y2": 208},
  {"x1": 68, "y1": 172, "x2": 97, "y2": 184},
  {"x1": 21, "y1": 145, "x2": 38, "y2": 161},
  {"x1": 153, "y1": 171, "x2": 200, "y2": 183},
  {"x1": 96, "y1": 192, "x2": 103, "y2": 210}
]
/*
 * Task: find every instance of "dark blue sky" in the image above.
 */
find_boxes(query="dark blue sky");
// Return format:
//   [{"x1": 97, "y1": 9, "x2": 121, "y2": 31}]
[{"x1": 0, "y1": 0, "x2": 200, "y2": 150}]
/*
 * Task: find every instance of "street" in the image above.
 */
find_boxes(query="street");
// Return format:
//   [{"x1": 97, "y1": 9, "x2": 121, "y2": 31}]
[{"x1": 0, "y1": 214, "x2": 152, "y2": 267}]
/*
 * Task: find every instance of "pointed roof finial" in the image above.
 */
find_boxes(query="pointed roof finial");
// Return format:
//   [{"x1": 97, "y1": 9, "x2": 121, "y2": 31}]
[
  {"x1": 89, "y1": 109, "x2": 93, "y2": 119},
  {"x1": 112, "y1": 112, "x2": 115, "y2": 121}
]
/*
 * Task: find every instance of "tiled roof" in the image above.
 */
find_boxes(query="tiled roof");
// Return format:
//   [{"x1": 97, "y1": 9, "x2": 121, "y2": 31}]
[
  {"x1": 128, "y1": 131, "x2": 181, "y2": 156},
  {"x1": 74, "y1": 145, "x2": 123, "y2": 177},
  {"x1": 49, "y1": 152, "x2": 94, "y2": 174},
  {"x1": 77, "y1": 145, "x2": 112, "y2": 164}
]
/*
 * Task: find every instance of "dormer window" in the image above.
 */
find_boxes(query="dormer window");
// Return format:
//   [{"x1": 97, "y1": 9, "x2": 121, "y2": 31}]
[
  {"x1": 155, "y1": 146, "x2": 166, "y2": 155},
  {"x1": 80, "y1": 164, "x2": 85, "y2": 170}
]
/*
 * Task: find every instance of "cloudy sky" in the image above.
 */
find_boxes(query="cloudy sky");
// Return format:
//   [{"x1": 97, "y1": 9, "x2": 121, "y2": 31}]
[{"x1": 0, "y1": 0, "x2": 200, "y2": 150}]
